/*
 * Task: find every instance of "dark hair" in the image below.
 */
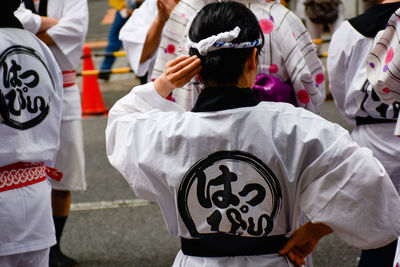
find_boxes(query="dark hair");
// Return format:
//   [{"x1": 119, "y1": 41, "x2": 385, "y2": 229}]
[
  {"x1": 188, "y1": 1, "x2": 264, "y2": 87},
  {"x1": 5, "y1": 0, "x2": 22, "y2": 13}
]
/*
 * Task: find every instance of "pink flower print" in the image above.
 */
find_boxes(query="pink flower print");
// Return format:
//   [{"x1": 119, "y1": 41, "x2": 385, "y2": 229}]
[
  {"x1": 260, "y1": 19, "x2": 274, "y2": 34},
  {"x1": 165, "y1": 44, "x2": 176, "y2": 54},
  {"x1": 385, "y1": 47, "x2": 394, "y2": 64},
  {"x1": 297, "y1": 90, "x2": 310, "y2": 104},
  {"x1": 269, "y1": 64, "x2": 279, "y2": 73},
  {"x1": 383, "y1": 47, "x2": 394, "y2": 73},
  {"x1": 315, "y1": 73, "x2": 325, "y2": 85},
  {"x1": 180, "y1": 13, "x2": 186, "y2": 18}
]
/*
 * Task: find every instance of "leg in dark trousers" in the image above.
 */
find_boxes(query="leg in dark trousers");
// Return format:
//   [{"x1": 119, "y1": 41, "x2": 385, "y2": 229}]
[
  {"x1": 358, "y1": 239, "x2": 397, "y2": 267},
  {"x1": 99, "y1": 11, "x2": 128, "y2": 81},
  {"x1": 50, "y1": 190, "x2": 77, "y2": 267}
]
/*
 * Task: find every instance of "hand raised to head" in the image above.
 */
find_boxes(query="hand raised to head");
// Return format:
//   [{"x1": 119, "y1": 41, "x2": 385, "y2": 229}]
[{"x1": 154, "y1": 55, "x2": 201, "y2": 98}]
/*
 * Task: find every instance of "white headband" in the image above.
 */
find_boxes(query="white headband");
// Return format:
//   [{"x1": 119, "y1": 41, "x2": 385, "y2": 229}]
[{"x1": 187, "y1": 26, "x2": 262, "y2": 56}]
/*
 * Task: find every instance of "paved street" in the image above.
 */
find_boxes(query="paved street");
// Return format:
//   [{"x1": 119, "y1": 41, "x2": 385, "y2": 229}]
[{"x1": 60, "y1": 1, "x2": 361, "y2": 266}]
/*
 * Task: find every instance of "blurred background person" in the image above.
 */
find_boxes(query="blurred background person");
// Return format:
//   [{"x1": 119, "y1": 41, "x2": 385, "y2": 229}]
[
  {"x1": 151, "y1": 0, "x2": 326, "y2": 113},
  {"x1": 296, "y1": 0, "x2": 344, "y2": 42},
  {"x1": 328, "y1": 1, "x2": 400, "y2": 266},
  {"x1": 98, "y1": 0, "x2": 143, "y2": 81},
  {"x1": 15, "y1": 0, "x2": 88, "y2": 266},
  {"x1": 119, "y1": 0, "x2": 179, "y2": 84},
  {"x1": 0, "y1": 0, "x2": 63, "y2": 266}
]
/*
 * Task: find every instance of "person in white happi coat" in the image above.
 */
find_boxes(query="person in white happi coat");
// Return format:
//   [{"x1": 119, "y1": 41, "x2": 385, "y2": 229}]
[
  {"x1": 119, "y1": 0, "x2": 180, "y2": 84},
  {"x1": 366, "y1": 9, "x2": 400, "y2": 267},
  {"x1": 15, "y1": 1, "x2": 88, "y2": 266},
  {"x1": 106, "y1": 2, "x2": 400, "y2": 266},
  {"x1": 0, "y1": 1, "x2": 63, "y2": 266},
  {"x1": 295, "y1": 0, "x2": 344, "y2": 42},
  {"x1": 327, "y1": 1, "x2": 400, "y2": 266},
  {"x1": 145, "y1": 0, "x2": 326, "y2": 112}
]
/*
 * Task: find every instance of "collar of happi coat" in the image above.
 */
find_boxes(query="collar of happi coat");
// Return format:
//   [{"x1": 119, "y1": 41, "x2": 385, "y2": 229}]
[
  {"x1": 191, "y1": 86, "x2": 260, "y2": 112},
  {"x1": 0, "y1": 15, "x2": 23, "y2": 29}
]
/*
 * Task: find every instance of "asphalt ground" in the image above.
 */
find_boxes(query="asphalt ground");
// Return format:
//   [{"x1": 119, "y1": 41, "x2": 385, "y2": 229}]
[{"x1": 61, "y1": 1, "x2": 361, "y2": 266}]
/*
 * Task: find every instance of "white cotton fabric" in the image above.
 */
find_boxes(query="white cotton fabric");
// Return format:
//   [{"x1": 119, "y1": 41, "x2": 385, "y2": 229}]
[
  {"x1": 151, "y1": 0, "x2": 326, "y2": 112},
  {"x1": 15, "y1": 0, "x2": 88, "y2": 121},
  {"x1": 15, "y1": 0, "x2": 88, "y2": 190},
  {"x1": 106, "y1": 82, "x2": 400, "y2": 267},
  {"x1": 0, "y1": 28, "x2": 63, "y2": 256},
  {"x1": 187, "y1": 26, "x2": 241, "y2": 55},
  {"x1": 119, "y1": 0, "x2": 158, "y2": 78},
  {"x1": 0, "y1": 248, "x2": 50, "y2": 267},
  {"x1": 328, "y1": 20, "x2": 400, "y2": 192},
  {"x1": 52, "y1": 119, "x2": 86, "y2": 191}
]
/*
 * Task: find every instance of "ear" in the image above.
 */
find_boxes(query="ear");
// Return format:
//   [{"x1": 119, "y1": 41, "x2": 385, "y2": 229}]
[{"x1": 246, "y1": 47, "x2": 257, "y2": 72}]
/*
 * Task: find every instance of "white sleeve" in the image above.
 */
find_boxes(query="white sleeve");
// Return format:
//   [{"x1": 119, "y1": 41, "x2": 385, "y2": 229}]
[
  {"x1": 327, "y1": 22, "x2": 351, "y2": 118},
  {"x1": 278, "y1": 10, "x2": 326, "y2": 113},
  {"x1": 106, "y1": 83, "x2": 185, "y2": 201},
  {"x1": 300, "y1": 131, "x2": 400, "y2": 249},
  {"x1": 119, "y1": 0, "x2": 158, "y2": 76},
  {"x1": 14, "y1": 4, "x2": 42, "y2": 34},
  {"x1": 46, "y1": 0, "x2": 88, "y2": 66}
]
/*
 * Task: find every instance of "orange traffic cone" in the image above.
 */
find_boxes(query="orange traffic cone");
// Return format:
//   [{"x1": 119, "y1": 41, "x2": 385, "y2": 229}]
[{"x1": 81, "y1": 45, "x2": 108, "y2": 116}]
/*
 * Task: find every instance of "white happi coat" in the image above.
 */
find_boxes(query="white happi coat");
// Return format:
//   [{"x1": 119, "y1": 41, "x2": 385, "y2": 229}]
[
  {"x1": 150, "y1": 0, "x2": 326, "y2": 112},
  {"x1": 106, "y1": 82, "x2": 400, "y2": 267},
  {"x1": 119, "y1": 0, "x2": 158, "y2": 78},
  {"x1": 15, "y1": 0, "x2": 88, "y2": 121},
  {"x1": 328, "y1": 18, "x2": 400, "y2": 192},
  {"x1": 0, "y1": 28, "x2": 63, "y2": 256}
]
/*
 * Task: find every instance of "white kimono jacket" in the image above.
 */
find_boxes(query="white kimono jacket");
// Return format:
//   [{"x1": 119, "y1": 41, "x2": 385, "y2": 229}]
[
  {"x1": 327, "y1": 2, "x2": 400, "y2": 193},
  {"x1": 106, "y1": 82, "x2": 400, "y2": 267},
  {"x1": 0, "y1": 28, "x2": 63, "y2": 256},
  {"x1": 15, "y1": 0, "x2": 88, "y2": 121},
  {"x1": 119, "y1": 0, "x2": 158, "y2": 78},
  {"x1": 150, "y1": 0, "x2": 326, "y2": 112}
]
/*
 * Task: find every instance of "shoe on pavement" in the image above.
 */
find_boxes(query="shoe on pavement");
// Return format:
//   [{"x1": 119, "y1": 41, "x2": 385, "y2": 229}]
[
  {"x1": 98, "y1": 71, "x2": 110, "y2": 81},
  {"x1": 49, "y1": 245, "x2": 78, "y2": 267}
]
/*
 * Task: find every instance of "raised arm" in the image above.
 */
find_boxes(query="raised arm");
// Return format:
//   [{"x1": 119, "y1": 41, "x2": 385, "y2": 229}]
[{"x1": 140, "y1": 0, "x2": 180, "y2": 63}]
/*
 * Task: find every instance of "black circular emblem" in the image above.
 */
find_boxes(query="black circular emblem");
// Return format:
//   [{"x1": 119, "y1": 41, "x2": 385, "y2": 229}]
[
  {"x1": 178, "y1": 150, "x2": 282, "y2": 238},
  {"x1": 0, "y1": 45, "x2": 56, "y2": 130}
]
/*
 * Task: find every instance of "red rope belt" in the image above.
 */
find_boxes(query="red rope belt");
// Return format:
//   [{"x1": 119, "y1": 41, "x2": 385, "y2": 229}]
[{"x1": 0, "y1": 162, "x2": 63, "y2": 193}]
